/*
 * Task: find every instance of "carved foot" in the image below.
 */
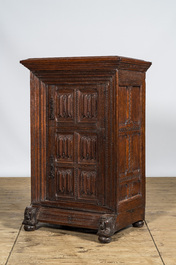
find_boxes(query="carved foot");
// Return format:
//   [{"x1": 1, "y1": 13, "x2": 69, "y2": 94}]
[
  {"x1": 24, "y1": 224, "x2": 36, "y2": 231},
  {"x1": 22, "y1": 206, "x2": 38, "y2": 231},
  {"x1": 132, "y1": 220, "x2": 144, "y2": 228},
  {"x1": 98, "y1": 235, "x2": 112, "y2": 243},
  {"x1": 97, "y1": 214, "x2": 116, "y2": 243}
]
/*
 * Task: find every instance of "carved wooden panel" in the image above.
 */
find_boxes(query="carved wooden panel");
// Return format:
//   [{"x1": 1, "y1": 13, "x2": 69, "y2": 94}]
[
  {"x1": 56, "y1": 168, "x2": 74, "y2": 198},
  {"x1": 120, "y1": 183, "x2": 129, "y2": 201},
  {"x1": 56, "y1": 89, "x2": 74, "y2": 122},
  {"x1": 119, "y1": 133, "x2": 141, "y2": 175},
  {"x1": 119, "y1": 86, "x2": 141, "y2": 127},
  {"x1": 131, "y1": 86, "x2": 141, "y2": 124},
  {"x1": 78, "y1": 169, "x2": 97, "y2": 200},
  {"x1": 55, "y1": 133, "x2": 74, "y2": 162},
  {"x1": 131, "y1": 179, "x2": 140, "y2": 197},
  {"x1": 119, "y1": 132, "x2": 141, "y2": 201},
  {"x1": 119, "y1": 179, "x2": 140, "y2": 201},
  {"x1": 119, "y1": 86, "x2": 128, "y2": 126},
  {"x1": 118, "y1": 83, "x2": 142, "y2": 203},
  {"x1": 119, "y1": 135, "x2": 128, "y2": 177},
  {"x1": 78, "y1": 90, "x2": 98, "y2": 123},
  {"x1": 47, "y1": 85, "x2": 104, "y2": 205},
  {"x1": 78, "y1": 133, "x2": 97, "y2": 164},
  {"x1": 131, "y1": 133, "x2": 140, "y2": 171}
]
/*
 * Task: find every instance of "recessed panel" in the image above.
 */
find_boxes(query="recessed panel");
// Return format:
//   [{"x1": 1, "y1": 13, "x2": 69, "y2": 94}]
[
  {"x1": 78, "y1": 169, "x2": 97, "y2": 200},
  {"x1": 119, "y1": 86, "x2": 128, "y2": 126},
  {"x1": 119, "y1": 135, "x2": 128, "y2": 176},
  {"x1": 78, "y1": 89, "x2": 98, "y2": 123},
  {"x1": 56, "y1": 167, "x2": 74, "y2": 198},
  {"x1": 78, "y1": 133, "x2": 97, "y2": 164},
  {"x1": 131, "y1": 133, "x2": 140, "y2": 171},
  {"x1": 56, "y1": 90, "x2": 74, "y2": 122},
  {"x1": 120, "y1": 184, "x2": 129, "y2": 201},
  {"x1": 131, "y1": 86, "x2": 141, "y2": 124},
  {"x1": 55, "y1": 133, "x2": 74, "y2": 162},
  {"x1": 131, "y1": 180, "x2": 140, "y2": 197},
  {"x1": 119, "y1": 86, "x2": 141, "y2": 127},
  {"x1": 119, "y1": 179, "x2": 141, "y2": 202}
]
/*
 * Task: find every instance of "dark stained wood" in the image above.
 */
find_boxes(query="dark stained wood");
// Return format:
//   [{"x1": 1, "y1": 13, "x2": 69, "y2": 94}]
[
  {"x1": 132, "y1": 220, "x2": 144, "y2": 228},
  {"x1": 20, "y1": 56, "x2": 151, "y2": 72},
  {"x1": 22, "y1": 206, "x2": 38, "y2": 231},
  {"x1": 97, "y1": 214, "x2": 117, "y2": 243},
  {"x1": 21, "y1": 56, "x2": 151, "y2": 243}
]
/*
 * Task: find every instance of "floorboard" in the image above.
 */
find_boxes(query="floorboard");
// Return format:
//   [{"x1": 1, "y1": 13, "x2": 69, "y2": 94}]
[
  {"x1": 146, "y1": 177, "x2": 176, "y2": 265},
  {"x1": 0, "y1": 177, "x2": 175, "y2": 265},
  {"x1": 0, "y1": 178, "x2": 30, "y2": 265}
]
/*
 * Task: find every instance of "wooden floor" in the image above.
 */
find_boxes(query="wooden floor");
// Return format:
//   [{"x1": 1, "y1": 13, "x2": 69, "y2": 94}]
[{"x1": 0, "y1": 178, "x2": 176, "y2": 265}]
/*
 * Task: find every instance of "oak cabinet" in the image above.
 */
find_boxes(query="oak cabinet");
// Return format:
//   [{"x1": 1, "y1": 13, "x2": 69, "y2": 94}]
[{"x1": 21, "y1": 56, "x2": 151, "y2": 243}]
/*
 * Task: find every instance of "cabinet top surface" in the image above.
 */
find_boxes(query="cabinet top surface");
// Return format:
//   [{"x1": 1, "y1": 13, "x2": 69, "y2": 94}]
[{"x1": 20, "y1": 56, "x2": 151, "y2": 73}]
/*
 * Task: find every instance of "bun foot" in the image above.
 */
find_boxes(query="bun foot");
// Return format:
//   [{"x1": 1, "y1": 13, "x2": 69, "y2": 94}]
[
  {"x1": 98, "y1": 236, "x2": 112, "y2": 243},
  {"x1": 24, "y1": 225, "x2": 36, "y2": 231},
  {"x1": 132, "y1": 220, "x2": 144, "y2": 228}
]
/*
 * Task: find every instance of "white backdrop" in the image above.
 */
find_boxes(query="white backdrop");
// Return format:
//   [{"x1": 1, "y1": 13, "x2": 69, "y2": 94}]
[{"x1": 0, "y1": 0, "x2": 176, "y2": 177}]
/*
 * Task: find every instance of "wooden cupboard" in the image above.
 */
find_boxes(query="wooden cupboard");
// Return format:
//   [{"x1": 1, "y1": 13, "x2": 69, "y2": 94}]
[{"x1": 21, "y1": 56, "x2": 151, "y2": 243}]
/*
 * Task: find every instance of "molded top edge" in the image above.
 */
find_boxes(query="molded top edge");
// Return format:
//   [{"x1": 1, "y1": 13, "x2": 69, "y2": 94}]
[{"x1": 20, "y1": 56, "x2": 152, "y2": 72}]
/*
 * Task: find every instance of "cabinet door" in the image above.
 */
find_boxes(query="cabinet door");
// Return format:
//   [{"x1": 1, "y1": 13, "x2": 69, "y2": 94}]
[{"x1": 46, "y1": 84, "x2": 108, "y2": 212}]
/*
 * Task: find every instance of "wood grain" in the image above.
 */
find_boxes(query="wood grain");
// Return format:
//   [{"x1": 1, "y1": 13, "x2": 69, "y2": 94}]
[
  {"x1": 0, "y1": 178, "x2": 30, "y2": 265},
  {"x1": 7, "y1": 225, "x2": 163, "y2": 265},
  {"x1": 20, "y1": 56, "x2": 151, "y2": 72},
  {"x1": 20, "y1": 56, "x2": 151, "y2": 242},
  {"x1": 146, "y1": 177, "x2": 176, "y2": 265},
  {"x1": 1, "y1": 177, "x2": 176, "y2": 264}
]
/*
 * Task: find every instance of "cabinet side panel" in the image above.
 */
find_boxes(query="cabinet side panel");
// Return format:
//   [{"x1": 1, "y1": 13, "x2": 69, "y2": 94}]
[
  {"x1": 117, "y1": 70, "x2": 145, "y2": 213},
  {"x1": 30, "y1": 72, "x2": 41, "y2": 203},
  {"x1": 142, "y1": 74, "x2": 146, "y2": 208}
]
